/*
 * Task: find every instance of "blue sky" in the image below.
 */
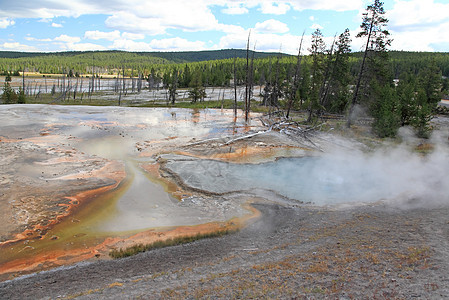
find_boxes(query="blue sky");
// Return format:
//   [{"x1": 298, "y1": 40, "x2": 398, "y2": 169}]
[{"x1": 0, "y1": 0, "x2": 448, "y2": 54}]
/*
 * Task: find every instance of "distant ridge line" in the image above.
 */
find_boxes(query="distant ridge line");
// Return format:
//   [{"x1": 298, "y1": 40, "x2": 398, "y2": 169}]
[{"x1": 0, "y1": 49, "x2": 290, "y2": 62}]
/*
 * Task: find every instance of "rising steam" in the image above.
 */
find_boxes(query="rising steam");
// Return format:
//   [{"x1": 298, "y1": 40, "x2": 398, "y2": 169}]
[{"x1": 165, "y1": 129, "x2": 449, "y2": 208}]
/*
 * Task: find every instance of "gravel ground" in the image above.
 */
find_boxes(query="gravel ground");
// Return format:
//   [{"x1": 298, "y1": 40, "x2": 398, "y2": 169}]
[{"x1": 1, "y1": 200, "x2": 448, "y2": 299}]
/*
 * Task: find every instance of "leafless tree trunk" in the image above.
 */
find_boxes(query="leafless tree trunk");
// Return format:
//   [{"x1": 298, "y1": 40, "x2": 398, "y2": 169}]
[
  {"x1": 245, "y1": 31, "x2": 251, "y2": 122},
  {"x1": 233, "y1": 54, "x2": 238, "y2": 118},
  {"x1": 137, "y1": 73, "x2": 142, "y2": 92},
  {"x1": 22, "y1": 65, "x2": 26, "y2": 95},
  {"x1": 271, "y1": 54, "x2": 281, "y2": 108},
  {"x1": 286, "y1": 32, "x2": 305, "y2": 119},
  {"x1": 248, "y1": 42, "x2": 256, "y2": 114},
  {"x1": 131, "y1": 69, "x2": 135, "y2": 93},
  {"x1": 122, "y1": 67, "x2": 126, "y2": 96},
  {"x1": 118, "y1": 67, "x2": 122, "y2": 106},
  {"x1": 347, "y1": 15, "x2": 375, "y2": 127},
  {"x1": 318, "y1": 34, "x2": 337, "y2": 116},
  {"x1": 74, "y1": 78, "x2": 78, "y2": 100}
]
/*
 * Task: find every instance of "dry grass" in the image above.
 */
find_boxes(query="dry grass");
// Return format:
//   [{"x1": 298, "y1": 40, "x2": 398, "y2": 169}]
[{"x1": 109, "y1": 228, "x2": 239, "y2": 259}]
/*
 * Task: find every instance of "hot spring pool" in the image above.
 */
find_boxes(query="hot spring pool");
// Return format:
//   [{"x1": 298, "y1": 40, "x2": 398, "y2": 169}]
[{"x1": 163, "y1": 155, "x2": 408, "y2": 205}]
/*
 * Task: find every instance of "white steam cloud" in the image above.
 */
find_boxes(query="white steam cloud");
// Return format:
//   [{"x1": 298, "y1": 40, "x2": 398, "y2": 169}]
[{"x1": 165, "y1": 130, "x2": 449, "y2": 208}]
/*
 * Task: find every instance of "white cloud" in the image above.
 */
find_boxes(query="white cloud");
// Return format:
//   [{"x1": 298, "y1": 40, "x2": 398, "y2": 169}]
[
  {"x1": 2, "y1": 0, "x2": 447, "y2": 53},
  {"x1": 0, "y1": 18, "x2": 15, "y2": 29},
  {"x1": 24, "y1": 36, "x2": 53, "y2": 42},
  {"x1": 103, "y1": 1, "x2": 223, "y2": 34},
  {"x1": 51, "y1": 22, "x2": 63, "y2": 28},
  {"x1": 218, "y1": 31, "x2": 309, "y2": 55},
  {"x1": 221, "y1": 3, "x2": 249, "y2": 15},
  {"x1": 0, "y1": 0, "x2": 363, "y2": 52},
  {"x1": 149, "y1": 37, "x2": 206, "y2": 51},
  {"x1": 0, "y1": 1, "x2": 296, "y2": 38},
  {"x1": 0, "y1": 42, "x2": 38, "y2": 52},
  {"x1": 310, "y1": 23, "x2": 323, "y2": 30},
  {"x1": 51, "y1": 34, "x2": 109, "y2": 51},
  {"x1": 24, "y1": 33, "x2": 107, "y2": 52},
  {"x1": 85, "y1": 30, "x2": 145, "y2": 42},
  {"x1": 84, "y1": 30, "x2": 121, "y2": 41},
  {"x1": 259, "y1": 2, "x2": 291, "y2": 15},
  {"x1": 54, "y1": 34, "x2": 81, "y2": 43},
  {"x1": 388, "y1": 0, "x2": 449, "y2": 31},
  {"x1": 290, "y1": 0, "x2": 363, "y2": 12},
  {"x1": 390, "y1": 22, "x2": 449, "y2": 52},
  {"x1": 110, "y1": 39, "x2": 152, "y2": 51},
  {"x1": 122, "y1": 32, "x2": 145, "y2": 40},
  {"x1": 254, "y1": 19, "x2": 289, "y2": 33},
  {"x1": 105, "y1": 12, "x2": 166, "y2": 36},
  {"x1": 216, "y1": 24, "x2": 245, "y2": 34},
  {"x1": 109, "y1": 37, "x2": 206, "y2": 52},
  {"x1": 65, "y1": 42, "x2": 107, "y2": 51},
  {"x1": 387, "y1": 0, "x2": 449, "y2": 51}
]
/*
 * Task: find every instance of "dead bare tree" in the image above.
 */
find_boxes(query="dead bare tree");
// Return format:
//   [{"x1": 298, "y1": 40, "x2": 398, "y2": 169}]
[
  {"x1": 286, "y1": 32, "x2": 305, "y2": 119},
  {"x1": 248, "y1": 42, "x2": 256, "y2": 116},
  {"x1": 317, "y1": 34, "x2": 337, "y2": 116},
  {"x1": 233, "y1": 53, "x2": 238, "y2": 118},
  {"x1": 245, "y1": 30, "x2": 251, "y2": 122},
  {"x1": 262, "y1": 58, "x2": 272, "y2": 107},
  {"x1": 271, "y1": 53, "x2": 281, "y2": 109},
  {"x1": 22, "y1": 65, "x2": 25, "y2": 95},
  {"x1": 131, "y1": 69, "x2": 135, "y2": 93},
  {"x1": 137, "y1": 73, "x2": 142, "y2": 92},
  {"x1": 118, "y1": 67, "x2": 122, "y2": 106},
  {"x1": 122, "y1": 67, "x2": 126, "y2": 96}
]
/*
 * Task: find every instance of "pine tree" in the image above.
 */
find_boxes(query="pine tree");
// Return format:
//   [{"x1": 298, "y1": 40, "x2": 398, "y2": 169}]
[
  {"x1": 168, "y1": 68, "x2": 178, "y2": 104},
  {"x1": 411, "y1": 89, "x2": 433, "y2": 138},
  {"x1": 307, "y1": 29, "x2": 326, "y2": 122},
  {"x1": 396, "y1": 72, "x2": 417, "y2": 126},
  {"x1": 17, "y1": 87, "x2": 26, "y2": 104},
  {"x1": 189, "y1": 68, "x2": 206, "y2": 103},
  {"x1": 1, "y1": 82, "x2": 18, "y2": 104},
  {"x1": 347, "y1": 0, "x2": 392, "y2": 127},
  {"x1": 181, "y1": 64, "x2": 191, "y2": 88},
  {"x1": 326, "y1": 29, "x2": 352, "y2": 114},
  {"x1": 371, "y1": 82, "x2": 400, "y2": 138},
  {"x1": 286, "y1": 32, "x2": 305, "y2": 119},
  {"x1": 417, "y1": 59, "x2": 442, "y2": 108}
]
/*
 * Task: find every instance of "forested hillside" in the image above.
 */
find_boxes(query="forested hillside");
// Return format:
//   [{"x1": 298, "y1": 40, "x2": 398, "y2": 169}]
[
  {"x1": 0, "y1": 49, "x2": 286, "y2": 74},
  {"x1": 1, "y1": 49, "x2": 448, "y2": 79}
]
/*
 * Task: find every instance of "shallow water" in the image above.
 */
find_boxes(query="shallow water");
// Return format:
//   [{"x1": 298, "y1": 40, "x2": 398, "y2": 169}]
[
  {"x1": 0, "y1": 105, "x2": 256, "y2": 275},
  {"x1": 164, "y1": 156, "x2": 395, "y2": 205}
]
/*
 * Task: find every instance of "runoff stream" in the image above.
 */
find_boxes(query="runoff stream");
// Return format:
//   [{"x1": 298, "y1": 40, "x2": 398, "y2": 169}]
[{"x1": 0, "y1": 106, "x2": 257, "y2": 276}]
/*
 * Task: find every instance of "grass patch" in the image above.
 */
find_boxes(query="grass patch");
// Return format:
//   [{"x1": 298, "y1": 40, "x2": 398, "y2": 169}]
[
  {"x1": 414, "y1": 143, "x2": 434, "y2": 154},
  {"x1": 24, "y1": 93, "x2": 121, "y2": 106},
  {"x1": 109, "y1": 228, "x2": 239, "y2": 259},
  {"x1": 137, "y1": 99, "x2": 240, "y2": 109}
]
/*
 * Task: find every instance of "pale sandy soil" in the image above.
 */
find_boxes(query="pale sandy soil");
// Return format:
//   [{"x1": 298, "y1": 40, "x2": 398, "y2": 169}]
[{"x1": 1, "y1": 202, "x2": 449, "y2": 299}]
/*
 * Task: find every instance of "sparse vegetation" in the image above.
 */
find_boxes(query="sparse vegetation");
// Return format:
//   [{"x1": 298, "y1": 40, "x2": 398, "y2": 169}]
[{"x1": 109, "y1": 228, "x2": 239, "y2": 259}]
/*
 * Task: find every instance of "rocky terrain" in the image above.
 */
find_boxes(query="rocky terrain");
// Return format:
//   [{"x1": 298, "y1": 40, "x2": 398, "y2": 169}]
[{"x1": 1, "y1": 201, "x2": 449, "y2": 299}]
